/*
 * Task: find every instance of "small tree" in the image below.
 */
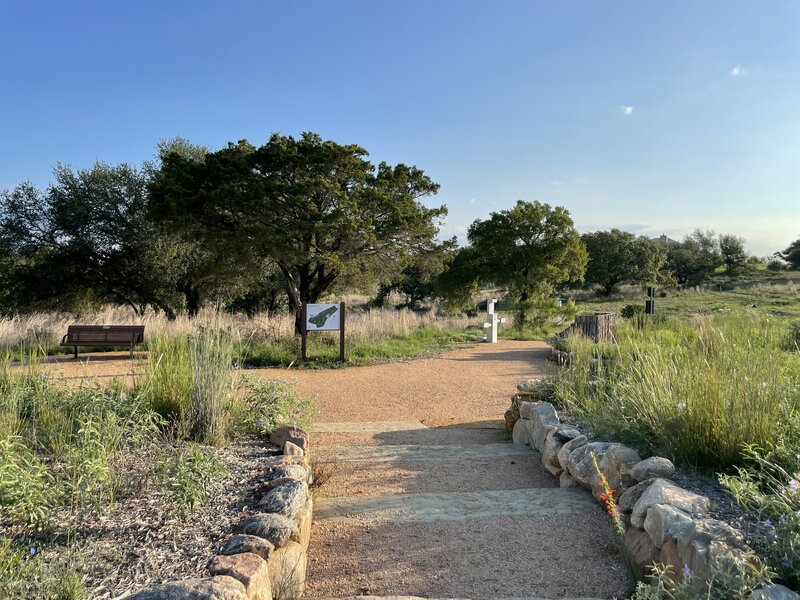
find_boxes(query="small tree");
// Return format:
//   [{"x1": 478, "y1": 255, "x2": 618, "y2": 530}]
[
  {"x1": 436, "y1": 200, "x2": 587, "y2": 325},
  {"x1": 666, "y1": 230, "x2": 721, "y2": 286},
  {"x1": 778, "y1": 237, "x2": 800, "y2": 270},
  {"x1": 719, "y1": 234, "x2": 748, "y2": 275},
  {"x1": 582, "y1": 229, "x2": 666, "y2": 296}
]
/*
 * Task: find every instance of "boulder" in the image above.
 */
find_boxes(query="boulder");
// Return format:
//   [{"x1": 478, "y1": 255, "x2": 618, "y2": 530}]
[
  {"x1": 750, "y1": 585, "x2": 800, "y2": 600},
  {"x1": 268, "y1": 540, "x2": 306, "y2": 600},
  {"x1": 208, "y1": 553, "x2": 272, "y2": 600},
  {"x1": 261, "y1": 464, "x2": 308, "y2": 484},
  {"x1": 511, "y1": 419, "x2": 530, "y2": 446},
  {"x1": 261, "y1": 477, "x2": 301, "y2": 494},
  {"x1": 557, "y1": 435, "x2": 587, "y2": 473},
  {"x1": 554, "y1": 425, "x2": 582, "y2": 443},
  {"x1": 270, "y1": 426, "x2": 309, "y2": 453},
  {"x1": 221, "y1": 535, "x2": 275, "y2": 561},
  {"x1": 517, "y1": 379, "x2": 545, "y2": 396},
  {"x1": 618, "y1": 478, "x2": 656, "y2": 514},
  {"x1": 624, "y1": 527, "x2": 659, "y2": 573},
  {"x1": 631, "y1": 457, "x2": 675, "y2": 482},
  {"x1": 659, "y1": 539, "x2": 682, "y2": 583},
  {"x1": 595, "y1": 444, "x2": 641, "y2": 496},
  {"x1": 238, "y1": 514, "x2": 299, "y2": 549},
  {"x1": 559, "y1": 472, "x2": 579, "y2": 488},
  {"x1": 259, "y1": 480, "x2": 308, "y2": 519},
  {"x1": 631, "y1": 479, "x2": 710, "y2": 528},
  {"x1": 643, "y1": 503, "x2": 692, "y2": 547},
  {"x1": 261, "y1": 456, "x2": 308, "y2": 471},
  {"x1": 564, "y1": 442, "x2": 613, "y2": 488},
  {"x1": 504, "y1": 409, "x2": 519, "y2": 432},
  {"x1": 128, "y1": 577, "x2": 247, "y2": 600},
  {"x1": 294, "y1": 498, "x2": 313, "y2": 551},
  {"x1": 282, "y1": 441, "x2": 304, "y2": 457},
  {"x1": 518, "y1": 401, "x2": 534, "y2": 419},
  {"x1": 528, "y1": 402, "x2": 559, "y2": 452},
  {"x1": 671, "y1": 517, "x2": 748, "y2": 587},
  {"x1": 541, "y1": 428, "x2": 563, "y2": 477}
]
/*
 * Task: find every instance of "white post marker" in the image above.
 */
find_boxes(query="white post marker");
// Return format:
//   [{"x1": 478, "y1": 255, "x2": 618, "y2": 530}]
[{"x1": 483, "y1": 298, "x2": 506, "y2": 343}]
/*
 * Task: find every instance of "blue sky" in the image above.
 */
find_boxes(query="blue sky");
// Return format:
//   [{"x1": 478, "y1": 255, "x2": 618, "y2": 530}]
[{"x1": 1, "y1": 1, "x2": 798, "y2": 255}]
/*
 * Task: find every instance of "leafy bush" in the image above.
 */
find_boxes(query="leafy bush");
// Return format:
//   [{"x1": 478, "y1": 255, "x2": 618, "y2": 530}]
[
  {"x1": 0, "y1": 538, "x2": 86, "y2": 600},
  {"x1": 620, "y1": 303, "x2": 645, "y2": 319},
  {"x1": 234, "y1": 375, "x2": 317, "y2": 436},
  {"x1": 0, "y1": 434, "x2": 53, "y2": 524},
  {"x1": 720, "y1": 446, "x2": 800, "y2": 589},
  {"x1": 154, "y1": 444, "x2": 226, "y2": 516},
  {"x1": 787, "y1": 320, "x2": 800, "y2": 351}
]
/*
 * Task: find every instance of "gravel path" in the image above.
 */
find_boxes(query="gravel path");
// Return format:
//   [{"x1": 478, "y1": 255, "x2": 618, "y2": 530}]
[{"x1": 298, "y1": 341, "x2": 629, "y2": 599}]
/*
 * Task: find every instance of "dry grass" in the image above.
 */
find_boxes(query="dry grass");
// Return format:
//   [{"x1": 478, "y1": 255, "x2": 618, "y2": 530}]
[{"x1": 0, "y1": 306, "x2": 477, "y2": 350}]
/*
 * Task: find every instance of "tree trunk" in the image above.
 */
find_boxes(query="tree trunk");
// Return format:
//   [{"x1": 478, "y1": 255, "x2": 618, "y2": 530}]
[{"x1": 177, "y1": 281, "x2": 202, "y2": 317}]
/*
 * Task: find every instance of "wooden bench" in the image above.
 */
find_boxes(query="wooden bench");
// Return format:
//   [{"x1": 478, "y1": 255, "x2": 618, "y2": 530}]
[{"x1": 60, "y1": 325, "x2": 145, "y2": 358}]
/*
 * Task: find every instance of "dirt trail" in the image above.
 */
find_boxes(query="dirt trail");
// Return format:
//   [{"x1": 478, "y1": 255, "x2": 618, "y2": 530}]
[{"x1": 296, "y1": 341, "x2": 628, "y2": 600}]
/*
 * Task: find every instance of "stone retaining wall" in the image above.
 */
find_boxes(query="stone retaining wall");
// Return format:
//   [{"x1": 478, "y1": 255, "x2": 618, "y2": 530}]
[
  {"x1": 507, "y1": 379, "x2": 797, "y2": 599},
  {"x1": 130, "y1": 426, "x2": 313, "y2": 600}
]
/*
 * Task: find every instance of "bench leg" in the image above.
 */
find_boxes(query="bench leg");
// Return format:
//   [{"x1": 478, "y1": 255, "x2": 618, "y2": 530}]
[{"x1": 74, "y1": 346, "x2": 78, "y2": 359}]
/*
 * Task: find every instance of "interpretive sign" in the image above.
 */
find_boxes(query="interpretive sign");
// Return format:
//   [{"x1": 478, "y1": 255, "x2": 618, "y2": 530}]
[
  {"x1": 300, "y1": 302, "x2": 346, "y2": 362},
  {"x1": 305, "y1": 303, "x2": 341, "y2": 331}
]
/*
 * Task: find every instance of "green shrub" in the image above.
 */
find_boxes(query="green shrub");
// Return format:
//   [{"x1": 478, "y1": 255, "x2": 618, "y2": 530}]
[
  {"x1": 234, "y1": 375, "x2": 317, "y2": 436},
  {"x1": 0, "y1": 434, "x2": 53, "y2": 524},
  {"x1": 620, "y1": 303, "x2": 645, "y2": 319},
  {"x1": 154, "y1": 444, "x2": 227, "y2": 516},
  {"x1": 720, "y1": 446, "x2": 800, "y2": 589}
]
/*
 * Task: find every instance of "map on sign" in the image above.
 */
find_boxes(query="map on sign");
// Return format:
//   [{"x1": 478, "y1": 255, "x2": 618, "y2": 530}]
[{"x1": 306, "y1": 303, "x2": 341, "y2": 331}]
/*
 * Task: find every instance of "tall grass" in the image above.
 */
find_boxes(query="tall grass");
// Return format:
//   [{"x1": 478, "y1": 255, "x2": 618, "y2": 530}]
[{"x1": 553, "y1": 311, "x2": 800, "y2": 468}]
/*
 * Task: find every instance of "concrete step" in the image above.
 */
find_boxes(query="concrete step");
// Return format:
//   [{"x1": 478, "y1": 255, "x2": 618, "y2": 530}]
[{"x1": 314, "y1": 487, "x2": 598, "y2": 524}]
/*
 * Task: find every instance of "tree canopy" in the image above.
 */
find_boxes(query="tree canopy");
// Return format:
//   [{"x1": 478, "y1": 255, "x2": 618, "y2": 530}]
[
  {"x1": 438, "y1": 200, "x2": 587, "y2": 307},
  {"x1": 778, "y1": 237, "x2": 800, "y2": 270},
  {"x1": 666, "y1": 230, "x2": 721, "y2": 287},
  {"x1": 149, "y1": 132, "x2": 445, "y2": 330},
  {"x1": 581, "y1": 229, "x2": 666, "y2": 296}
]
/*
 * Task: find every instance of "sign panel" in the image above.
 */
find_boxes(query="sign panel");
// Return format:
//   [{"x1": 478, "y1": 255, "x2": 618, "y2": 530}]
[{"x1": 305, "y1": 303, "x2": 341, "y2": 331}]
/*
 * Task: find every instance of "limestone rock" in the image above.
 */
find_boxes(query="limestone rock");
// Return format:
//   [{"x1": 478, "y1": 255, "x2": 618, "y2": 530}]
[
  {"x1": 659, "y1": 539, "x2": 682, "y2": 583},
  {"x1": 282, "y1": 441, "x2": 304, "y2": 457},
  {"x1": 750, "y1": 584, "x2": 800, "y2": 600},
  {"x1": 504, "y1": 409, "x2": 519, "y2": 432},
  {"x1": 268, "y1": 540, "x2": 306, "y2": 600},
  {"x1": 559, "y1": 472, "x2": 579, "y2": 488},
  {"x1": 557, "y1": 435, "x2": 587, "y2": 473},
  {"x1": 238, "y1": 514, "x2": 299, "y2": 549},
  {"x1": 631, "y1": 479, "x2": 710, "y2": 528},
  {"x1": 270, "y1": 426, "x2": 309, "y2": 453},
  {"x1": 259, "y1": 480, "x2": 308, "y2": 519},
  {"x1": 529, "y1": 402, "x2": 559, "y2": 452},
  {"x1": 261, "y1": 455, "x2": 308, "y2": 470},
  {"x1": 221, "y1": 535, "x2": 275, "y2": 561},
  {"x1": 554, "y1": 425, "x2": 582, "y2": 443},
  {"x1": 618, "y1": 478, "x2": 656, "y2": 514},
  {"x1": 518, "y1": 401, "x2": 534, "y2": 419},
  {"x1": 565, "y1": 442, "x2": 613, "y2": 488},
  {"x1": 294, "y1": 498, "x2": 313, "y2": 551},
  {"x1": 643, "y1": 503, "x2": 692, "y2": 547},
  {"x1": 517, "y1": 379, "x2": 544, "y2": 395},
  {"x1": 624, "y1": 527, "x2": 659, "y2": 573},
  {"x1": 209, "y1": 553, "x2": 272, "y2": 600},
  {"x1": 631, "y1": 457, "x2": 675, "y2": 482},
  {"x1": 671, "y1": 517, "x2": 748, "y2": 587},
  {"x1": 511, "y1": 419, "x2": 530, "y2": 446},
  {"x1": 595, "y1": 444, "x2": 641, "y2": 496},
  {"x1": 262, "y1": 464, "x2": 308, "y2": 484},
  {"x1": 261, "y1": 477, "x2": 301, "y2": 494},
  {"x1": 128, "y1": 577, "x2": 247, "y2": 600},
  {"x1": 541, "y1": 428, "x2": 564, "y2": 477}
]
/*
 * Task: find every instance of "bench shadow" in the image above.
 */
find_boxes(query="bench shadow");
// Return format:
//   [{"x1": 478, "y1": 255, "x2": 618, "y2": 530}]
[{"x1": 39, "y1": 352, "x2": 146, "y2": 365}]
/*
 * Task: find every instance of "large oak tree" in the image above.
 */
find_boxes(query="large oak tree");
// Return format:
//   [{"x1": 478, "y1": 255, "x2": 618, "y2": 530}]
[{"x1": 149, "y1": 132, "x2": 445, "y2": 331}]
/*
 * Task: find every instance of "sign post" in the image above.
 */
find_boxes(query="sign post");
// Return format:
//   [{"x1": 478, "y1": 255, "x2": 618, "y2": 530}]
[
  {"x1": 483, "y1": 298, "x2": 506, "y2": 343},
  {"x1": 300, "y1": 302, "x2": 345, "y2": 362}
]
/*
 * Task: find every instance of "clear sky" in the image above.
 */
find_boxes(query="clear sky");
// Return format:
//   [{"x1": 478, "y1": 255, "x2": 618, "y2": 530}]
[{"x1": 1, "y1": 1, "x2": 798, "y2": 255}]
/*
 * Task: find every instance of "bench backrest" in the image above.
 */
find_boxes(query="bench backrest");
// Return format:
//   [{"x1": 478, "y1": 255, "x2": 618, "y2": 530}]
[{"x1": 64, "y1": 325, "x2": 145, "y2": 345}]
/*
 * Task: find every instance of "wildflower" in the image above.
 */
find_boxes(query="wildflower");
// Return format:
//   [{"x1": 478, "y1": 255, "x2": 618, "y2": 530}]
[
  {"x1": 783, "y1": 554, "x2": 792, "y2": 568},
  {"x1": 676, "y1": 402, "x2": 687, "y2": 410},
  {"x1": 29, "y1": 547, "x2": 36, "y2": 556},
  {"x1": 765, "y1": 518, "x2": 773, "y2": 528},
  {"x1": 682, "y1": 564, "x2": 691, "y2": 579},
  {"x1": 781, "y1": 513, "x2": 789, "y2": 524},
  {"x1": 790, "y1": 479, "x2": 799, "y2": 494}
]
